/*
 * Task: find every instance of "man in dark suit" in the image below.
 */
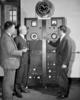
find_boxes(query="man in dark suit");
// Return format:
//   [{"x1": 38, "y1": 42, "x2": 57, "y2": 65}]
[
  {"x1": 49, "y1": 25, "x2": 72, "y2": 99},
  {"x1": 1, "y1": 21, "x2": 28, "y2": 100},
  {"x1": 14, "y1": 25, "x2": 29, "y2": 98}
]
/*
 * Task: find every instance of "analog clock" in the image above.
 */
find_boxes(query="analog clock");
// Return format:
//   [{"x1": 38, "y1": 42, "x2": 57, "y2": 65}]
[{"x1": 35, "y1": 1, "x2": 50, "y2": 17}]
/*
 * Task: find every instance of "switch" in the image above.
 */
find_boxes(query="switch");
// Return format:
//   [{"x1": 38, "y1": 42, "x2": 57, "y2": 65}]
[
  {"x1": 29, "y1": 76, "x2": 32, "y2": 79},
  {"x1": 33, "y1": 68, "x2": 36, "y2": 71},
  {"x1": 49, "y1": 75, "x2": 51, "y2": 78},
  {"x1": 37, "y1": 76, "x2": 40, "y2": 79},
  {"x1": 52, "y1": 50, "x2": 56, "y2": 53},
  {"x1": 53, "y1": 63, "x2": 55, "y2": 66},
  {"x1": 48, "y1": 69, "x2": 51, "y2": 73},
  {"x1": 34, "y1": 76, "x2": 35, "y2": 79},
  {"x1": 47, "y1": 63, "x2": 49, "y2": 65},
  {"x1": 47, "y1": 67, "x2": 49, "y2": 69},
  {"x1": 51, "y1": 63, "x2": 52, "y2": 65}
]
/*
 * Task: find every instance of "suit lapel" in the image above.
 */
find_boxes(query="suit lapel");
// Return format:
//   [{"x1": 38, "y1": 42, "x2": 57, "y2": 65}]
[
  {"x1": 6, "y1": 33, "x2": 17, "y2": 49},
  {"x1": 19, "y1": 35, "x2": 27, "y2": 47},
  {"x1": 19, "y1": 35, "x2": 26, "y2": 42},
  {"x1": 57, "y1": 36, "x2": 65, "y2": 54},
  {"x1": 11, "y1": 37, "x2": 17, "y2": 49}
]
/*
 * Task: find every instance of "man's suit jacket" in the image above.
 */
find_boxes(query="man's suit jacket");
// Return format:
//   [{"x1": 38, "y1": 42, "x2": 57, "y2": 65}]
[
  {"x1": 56, "y1": 35, "x2": 72, "y2": 69},
  {"x1": 1, "y1": 33, "x2": 22, "y2": 69},
  {"x1": 49, "y1": 35, "x2": 72, "y2": 69},
  {"x1": 14, "y1": 35, "x2": 28, "y2": 66},
  {"x1": 49, "y1": 35, "x2": 72, "y2": 86}
]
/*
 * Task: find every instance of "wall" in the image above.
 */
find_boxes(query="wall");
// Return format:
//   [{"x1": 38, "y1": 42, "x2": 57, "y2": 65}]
[
  {"x1": 0, "y1": 5, "x2": 1, "y2": 37},
  {"x1": 21, "y1": 0, "x2": 80, "y2": 78}
]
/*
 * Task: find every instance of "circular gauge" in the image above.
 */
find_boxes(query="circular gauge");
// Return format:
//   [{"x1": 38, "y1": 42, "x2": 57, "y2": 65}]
[
  {"x1": 31, "y1": 33, "x2": 38, "y2": 40},
  {"x1": 51, "y1": 33, "x2": 57, "y2": 39},
  {"x1": 35, "y1": 1, "x2": 50, "y2": 17},
  {"x1": 35, "y1": 0, "x2": 55, "y2": 17}
]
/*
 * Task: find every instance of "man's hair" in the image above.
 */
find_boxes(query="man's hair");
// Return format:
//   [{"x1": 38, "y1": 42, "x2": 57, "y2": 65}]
[
  {"x1": 19, "y1": 25, "x2": 27, "y2": 33},
  {"x1": 4, "y1": 21, "x2": 14, "y2": 30},
  {"x1": 58, "y1": 25, "x2": 67, "y2": 33}
]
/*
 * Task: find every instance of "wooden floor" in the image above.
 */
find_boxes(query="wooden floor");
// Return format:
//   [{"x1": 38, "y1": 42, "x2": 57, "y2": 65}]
[{"x1": 0, "y1": 84, "x2": 80, "y2": 100}]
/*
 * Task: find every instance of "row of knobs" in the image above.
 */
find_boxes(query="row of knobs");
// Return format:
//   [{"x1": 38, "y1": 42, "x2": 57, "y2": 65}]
[
  {"x1": 28, "y1": 67, "x2": 56, "y2": 79},
  {"x1": 28, "y1": 75, "x2": 56, "y2": 79}
]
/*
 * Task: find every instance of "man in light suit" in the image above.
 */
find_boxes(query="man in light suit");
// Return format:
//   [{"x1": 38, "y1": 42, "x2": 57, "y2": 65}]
[
  {"x1": 1, "y1": 21, "x2": 28, "y2": 100},
  {"x1": 14, "y1": 25, "x2": 30, "y2": 98}
]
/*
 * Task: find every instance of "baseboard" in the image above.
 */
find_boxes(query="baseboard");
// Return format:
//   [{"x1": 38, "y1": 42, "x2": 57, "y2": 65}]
[
  {"x1": 0, "y1": 77, "x2": 80, "y2": 87},
  {"x1": 69, "y1": 78, "x2": 80, "y2": 85}
]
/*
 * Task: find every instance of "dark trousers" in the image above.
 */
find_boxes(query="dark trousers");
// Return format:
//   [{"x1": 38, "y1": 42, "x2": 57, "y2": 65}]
[
  {"x1": 57, "y1": 68, "x2": 70, "y2": 95},
  {"x1": 15, "y1": 63, "x2": 28, "y2": 87}
]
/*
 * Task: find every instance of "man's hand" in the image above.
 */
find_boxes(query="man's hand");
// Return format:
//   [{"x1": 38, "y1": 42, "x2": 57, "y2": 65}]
[
  {"x1": 22, "y1": 48, "x2": 29, "y2": 53},
  {"x1": 62, "y1": 64, "x2": 68, "y2": 73}
]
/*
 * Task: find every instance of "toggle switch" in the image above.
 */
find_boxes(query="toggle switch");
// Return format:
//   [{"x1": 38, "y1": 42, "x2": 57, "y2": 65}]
[
  {"x1": 37, "y1": 76, "x2": 40, "y2": 79},
  {"x1": 50, "y1": 63, "x2": 53, "y2": 65},
  {"x1": 48, "y1": 69, "x2": 52, "y2": 73},
  {"x1": 52, "y1": 50, "x2": 56, "y2": 53},
  {"x1": 34, "y1": 76, "x2": 35, "y2": 79},
  {"x1": 29, "y1": 76, "x2": 32, "y2": 79},
  {"x1": 33, "y1": 68, "x2": 36, "y2": 71},
  {"x1": 53, "y1": 63, "x2": 55, "y2": 66},
  {"x1": 49, "y1": 75, "x2": 51, "y2": 78},
  {"x1": 47, "y1": 63, "x2": 49, "y2": 65},
  {"x1": 47, "y1": 67, "x2": 49, "y2": 69}
]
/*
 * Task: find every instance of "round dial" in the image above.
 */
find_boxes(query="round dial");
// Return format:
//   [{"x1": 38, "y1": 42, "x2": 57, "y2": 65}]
[
  {"x1": 31, "y1": 33, "x2": 38, "y2": 40},
  {"x1": 35, "y1": 1, "x2": 50, "y2": 17},
  {"x1": 51, "y1": 33, "x2": 57, "y2": 39}
]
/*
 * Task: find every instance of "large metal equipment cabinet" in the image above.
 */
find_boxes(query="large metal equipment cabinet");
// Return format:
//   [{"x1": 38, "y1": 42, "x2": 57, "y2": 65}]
[{"x1": 25, "y1": 17, "x2": 65, "y2": 86}]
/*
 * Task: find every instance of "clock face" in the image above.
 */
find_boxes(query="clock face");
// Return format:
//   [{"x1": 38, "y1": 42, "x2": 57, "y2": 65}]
[{"x1": 35, "y1": 1, "x2": 50, "y2": 17}]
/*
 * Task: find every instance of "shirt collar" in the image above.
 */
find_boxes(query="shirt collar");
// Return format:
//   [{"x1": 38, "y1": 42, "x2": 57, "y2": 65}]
[
  {"x1": 6, "y1": 32, "x2": 12, "y2": 37},
  {"x1": 20, "y1": 34, "x2": 25, "y2": 39},
  {"x1": 60, "y1": 34, "x2": 65, "y2": 41}
]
